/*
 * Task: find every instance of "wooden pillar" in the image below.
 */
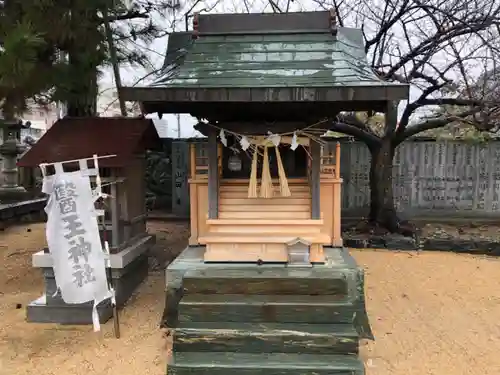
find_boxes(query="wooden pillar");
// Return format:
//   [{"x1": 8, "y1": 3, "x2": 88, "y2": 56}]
[
  {"x1": 310, "y1": 140, "x2": 321, "y2": 219},
  {"x1": 189, "y1": 143, "x2": 196, "y2": 178},
  {"x1": 335, "y1": 142, "x2": 341, "y2": 179},
  {"x1": 208, "y1": 130, "x2": 219, "y2": 219}
]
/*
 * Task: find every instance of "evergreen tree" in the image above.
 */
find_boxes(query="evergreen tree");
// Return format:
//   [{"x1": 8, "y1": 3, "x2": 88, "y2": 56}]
[{"x1": 0, "y1": 0, "x2": 165, "y2": 117}]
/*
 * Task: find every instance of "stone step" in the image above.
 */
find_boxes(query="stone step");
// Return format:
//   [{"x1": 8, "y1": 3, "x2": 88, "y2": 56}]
[
  {"x1": 182, "y1": 268, "x2": 349, "y2": 296},
  {"x1": 173, "y1": 322, "x2": 359, "y2": 355},
  {"x1": 178, "y1": 294, "x2": 356, "y2": 324},
  {"x1": 167, "y1": 352, "x2": 364, "y2": 375}
]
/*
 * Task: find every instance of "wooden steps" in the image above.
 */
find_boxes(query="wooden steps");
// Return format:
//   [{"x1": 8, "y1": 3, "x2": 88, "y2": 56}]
[
  {"x1": 207, "y1": 219, "x2": 323, "y2": 225},
  {"x1": 219, "y1": 211, "x2": 311, "y2": 219},
  {"x1": 203, "y1": 213, "x2": 329, "y2": 262},
  {"x1": 210, "y1": 182, "x2": 324, "y2": 262},
  {"x1": 200, "y1": 234, "x2": 328, "y2": 263},
  {"x1": 218, "y1": 182, "x2": 311, "y2": 220},
  {"x1": 220, "y1": 197, "x2": 310, "y2": 205},
  {"x1": 206, "y1": 219, "x2": 324, "y2": 235},
  {"x1": 220, "y1": 184, "x2": 310, "y2": 191},
  {"x1": 199, "y1": 233, "x2": 331, "y2": 244},
  {"x1": 167, "y1": 352, "x2": 364, "y2": 375}
]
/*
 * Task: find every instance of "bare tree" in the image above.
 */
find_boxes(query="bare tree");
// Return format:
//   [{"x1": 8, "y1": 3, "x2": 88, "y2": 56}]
[{"x1": 317, "y1": 0, "x2": 500, "y2": 236}]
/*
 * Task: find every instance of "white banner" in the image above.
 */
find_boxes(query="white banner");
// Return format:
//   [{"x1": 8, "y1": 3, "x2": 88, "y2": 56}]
[{"x1": 43, "y1": 168, "x2": 110, "y2": 330}]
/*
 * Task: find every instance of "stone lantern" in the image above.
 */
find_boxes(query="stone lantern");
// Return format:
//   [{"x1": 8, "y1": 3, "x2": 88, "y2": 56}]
[{"x1": 0, "y1": 117, "x2": 27, "y2": 201}]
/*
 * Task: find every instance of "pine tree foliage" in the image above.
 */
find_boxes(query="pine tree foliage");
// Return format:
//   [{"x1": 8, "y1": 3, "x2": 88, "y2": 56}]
[{"x1": 0, "y1": 0, "x2": 169, "y2": 116}]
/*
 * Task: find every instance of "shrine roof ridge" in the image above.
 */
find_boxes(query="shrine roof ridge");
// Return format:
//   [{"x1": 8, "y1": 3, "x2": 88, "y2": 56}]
[{"x1": 196, "y1": 11, "x2": 334, "y2": 35}]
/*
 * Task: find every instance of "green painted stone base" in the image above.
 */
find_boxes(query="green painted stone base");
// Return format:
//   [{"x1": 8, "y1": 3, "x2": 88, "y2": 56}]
[
  {"x1": 167, "y1": 352, "x2": 364, "y2": 375},
  {"x1": 164, "y1": 246, "x2": 372, "y2": 374},
  {"x1": 174, "y1": 322, "x2": 359, "y2": 354},
  {"x1": 178, "y1": 294, "x2": 356, "y2": 324}
]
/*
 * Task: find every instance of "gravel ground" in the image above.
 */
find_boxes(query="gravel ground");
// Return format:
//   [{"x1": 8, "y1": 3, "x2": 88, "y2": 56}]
[
  {"x1": 421, "y1": 222, "x2": 500, "y2": 241},
  {"x1": 1, "y1": 222, "x2": 499, "y2": 375}
]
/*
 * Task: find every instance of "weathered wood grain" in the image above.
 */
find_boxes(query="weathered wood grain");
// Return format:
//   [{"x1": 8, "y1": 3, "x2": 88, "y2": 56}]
[
  {"x1": 167, "y1": 352, "x2": 365, "y2": 375},
  {"x1": 173, "y1": 322, "x2": 358, "y2": 354},
  {"x1": 178, "y1": 294, "x2": 356, "y2": 324}
]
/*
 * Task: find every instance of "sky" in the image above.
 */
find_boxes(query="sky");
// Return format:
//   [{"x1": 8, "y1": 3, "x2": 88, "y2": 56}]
[
  {"x1": 96, "y1": 0, "x2": 492, "y2": 138},
  {"x1": 99, "y1": 0, "x2": 290, "y2": 138}
]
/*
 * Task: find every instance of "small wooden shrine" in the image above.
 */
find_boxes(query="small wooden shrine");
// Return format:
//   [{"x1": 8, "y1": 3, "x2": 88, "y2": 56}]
[
  {"x1": 187, "y1": 131, "x2": 343, "y2": 264},
  {"x1": 122, "y1": 10, "x2": 408, "y2": 375},
  {"x1": 18, "y1": 117, "x2": 160, "y2": 324}
]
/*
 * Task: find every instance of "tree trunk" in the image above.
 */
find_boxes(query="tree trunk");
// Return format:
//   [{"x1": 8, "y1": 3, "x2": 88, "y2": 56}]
[
  {"x1": 65, "y1": 52, "x2": 98, "y2": 117},
  {"x1": 368, "y1": 138, "x2": 399, "y2": 232},
  {"x1": 65, "y1": 7, "x2": 100, "y2": 117}
]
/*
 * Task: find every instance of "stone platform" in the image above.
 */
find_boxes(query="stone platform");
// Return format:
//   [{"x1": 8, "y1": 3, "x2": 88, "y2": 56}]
[
  {"x1": 163, "y1": 246, "x2": 373, "y2": 375},
  {"x1": 26, "y1": 235, "x2": 155, "y2": 324},
  {"x1": 0, "y1": 198, "x2": 47, "y2": 229}
]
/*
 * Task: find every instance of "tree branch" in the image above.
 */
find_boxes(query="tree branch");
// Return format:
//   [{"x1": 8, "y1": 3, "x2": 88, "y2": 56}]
[
  {"x1": 330, "y1": 121, "x2": 381, "y2": 147},
  {"x1": 365, "y1": 0, "x2": 411, "y2": 53},
  {"x1": 104, "y1": 11, "x2": 149, "y2": 22},
  {"x1": 332, "y1": 0, "x2": 344, "y2": 27},
  {"x1": 383, "y1": 13, "x2": 500, "y2": 81},
  {"x1": 394, "y1": 107, "x2": 484, "y2": 144},
  {"x1": 268, "y1": 0, "x2": 283, "y2": 13},
  {"x1": 417, "y1": 98, "x2": 490, "y2": 106}
]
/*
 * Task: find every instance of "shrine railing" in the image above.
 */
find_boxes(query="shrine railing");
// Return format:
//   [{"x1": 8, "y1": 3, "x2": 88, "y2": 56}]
[
  {"x1": 320, "y1": 142, "x2": 341, "y2": 179},
  {"x1": 189, "y1": 143, "x2": 222, "y2": 179}
]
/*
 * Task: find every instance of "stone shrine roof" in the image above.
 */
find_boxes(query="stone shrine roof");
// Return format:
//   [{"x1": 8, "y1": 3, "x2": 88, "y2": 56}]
[{"x1": 18, "y1": 117, "x2": 161, "y2": 168}]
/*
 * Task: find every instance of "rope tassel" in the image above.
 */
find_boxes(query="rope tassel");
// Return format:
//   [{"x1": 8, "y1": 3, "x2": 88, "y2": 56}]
[
  {"x1": 275, "y1": 146, "x2": 291, "y2": 197},
  {"x1": 248, "y1": 147, "x2": 259, "y2": 198},
  {"x1": 260, "y1": 146, "x2": 274, "y2": 198}
]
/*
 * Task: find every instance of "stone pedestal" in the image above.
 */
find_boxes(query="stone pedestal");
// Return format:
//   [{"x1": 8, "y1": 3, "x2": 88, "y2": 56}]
[
  {"x1": 162, "y1": 246, "x2": 373, "y2": 375},
  {"x1": 26, "y1": 235, "x2": 155, "y2": 324}
]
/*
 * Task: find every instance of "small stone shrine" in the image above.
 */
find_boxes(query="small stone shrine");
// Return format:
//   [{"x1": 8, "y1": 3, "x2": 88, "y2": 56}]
[{"x1": 18, "y1": 117, "x2": 160, "y2": 324}]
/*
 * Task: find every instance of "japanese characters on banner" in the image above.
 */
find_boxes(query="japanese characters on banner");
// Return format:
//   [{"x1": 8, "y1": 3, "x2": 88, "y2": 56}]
[{"x1": 42, "y1": 164, "x2": 111, "y2": 332}]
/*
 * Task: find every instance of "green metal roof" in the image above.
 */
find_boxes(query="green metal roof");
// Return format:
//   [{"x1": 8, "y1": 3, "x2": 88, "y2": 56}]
[{"x1": 153, "y1": 28, "x2": 402, "y2": 89}]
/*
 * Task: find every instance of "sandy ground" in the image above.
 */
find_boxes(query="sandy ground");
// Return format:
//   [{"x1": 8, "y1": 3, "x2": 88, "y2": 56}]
[
  {"x1": 1, "y1": 222, "x2": 500, "y2": 375},
  {"x1": 357, "y1": 249, "x2": 500, "y2": 375}
]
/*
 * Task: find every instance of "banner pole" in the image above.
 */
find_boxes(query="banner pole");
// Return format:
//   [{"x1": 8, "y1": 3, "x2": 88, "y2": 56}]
[
  {"x1": 101, "y1": 213, "x2": 120, "y2": 339},
  {"x1": 93, "y1": 154, "x2": 120, "y2": 339}
]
